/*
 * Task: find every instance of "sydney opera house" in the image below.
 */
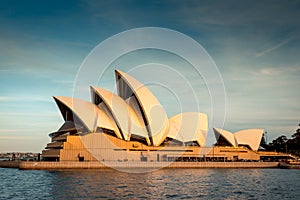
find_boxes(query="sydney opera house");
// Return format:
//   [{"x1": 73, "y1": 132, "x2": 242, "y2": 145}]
[{"x1": 42, "y1": 70, "x2": 288, "y2": 162}]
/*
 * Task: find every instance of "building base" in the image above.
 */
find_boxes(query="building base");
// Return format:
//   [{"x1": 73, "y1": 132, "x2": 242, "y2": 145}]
[{"x1": 1, "y1": 160, "x2": 280, "y2": 170}]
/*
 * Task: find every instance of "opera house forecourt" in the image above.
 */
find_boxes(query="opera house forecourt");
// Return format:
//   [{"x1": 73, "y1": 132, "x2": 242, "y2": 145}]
[{"x1": 36, "y1": 69, "x2": 295, "y2": 169}]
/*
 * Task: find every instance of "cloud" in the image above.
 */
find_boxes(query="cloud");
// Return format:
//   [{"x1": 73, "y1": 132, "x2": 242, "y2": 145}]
[
  {"x1": 51, "y1": 79, "x2": 74, "y2": 88},
  {"x1": 0, "y1": 30, "x2": 87, "y2": 78},
  {"x1": 0, "y1": 129, "x2": 37, "y2": 133},
  {"x1": 256, "y1": 37, "x2": 294, "y2": 57},
  {"x1": 0, "y1": 136, "x2": 41, "y2": 140},
  {"x1": 0, "y1": 96, "x2": 51, "y2": 102},
  {"x1": 249, "y1": 65, "x2": 300, "y2": 77},
  {"x1": 0, "y1": 111, "x2": 58, "y2": 117}
]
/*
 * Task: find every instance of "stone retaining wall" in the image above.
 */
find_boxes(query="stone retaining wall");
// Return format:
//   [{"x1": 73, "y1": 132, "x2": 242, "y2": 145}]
[
  {"x1": 0, "y1": 161, "x2": 21, "y2": 168},
  {"x1": 14, "y1": 161, "x2": 279, "y2": 170}
]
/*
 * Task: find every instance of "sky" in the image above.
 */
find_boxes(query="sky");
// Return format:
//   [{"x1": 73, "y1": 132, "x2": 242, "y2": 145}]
[{"x1": 0, "y1": 0, "x2": 299, "y2": 152}]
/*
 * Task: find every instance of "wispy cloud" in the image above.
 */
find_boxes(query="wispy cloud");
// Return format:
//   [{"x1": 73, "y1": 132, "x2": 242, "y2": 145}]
[
  {"x1": 0, "y1": 135, "x2": 41, "y2": 140},
  {"x1": 0, "y1": 96, "x2": 51, "y2": 102},
  {"x1": 0, "y1": 129, "x2": 37, "y2": 133},
  {"x1": 250, "y1": 65, "x2": 300, "y2": 76},
  {"x1": 0, "y1": 111, "x2": 58, "y2": 117},
  {"x1": 256, "y1": 37, "x2": 294, "y2": 57},
  {"x1": 51, "y1": 79, "x2": 74, "y2": 88}
]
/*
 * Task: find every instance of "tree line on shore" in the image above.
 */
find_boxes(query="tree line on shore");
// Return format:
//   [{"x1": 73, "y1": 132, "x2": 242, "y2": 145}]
[{"x1": 260, "y1": 123, "x2": 300, "y2": 157}]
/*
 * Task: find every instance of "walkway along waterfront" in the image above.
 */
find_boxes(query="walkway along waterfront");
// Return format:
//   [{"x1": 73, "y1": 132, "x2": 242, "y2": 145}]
[{"x1": 0, "y1": 160, "x2": 280, "y2": 170}]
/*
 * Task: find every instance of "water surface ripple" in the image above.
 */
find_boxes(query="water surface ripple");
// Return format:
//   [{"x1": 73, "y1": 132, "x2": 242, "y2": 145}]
[{"x1": 0, "y1": 168, "x2": 299, "y2": 199}]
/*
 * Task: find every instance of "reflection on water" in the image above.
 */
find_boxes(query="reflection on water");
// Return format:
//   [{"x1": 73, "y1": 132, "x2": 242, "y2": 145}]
[{"x1": 0, "y1": 168, "x2": 299, "y2": 199}]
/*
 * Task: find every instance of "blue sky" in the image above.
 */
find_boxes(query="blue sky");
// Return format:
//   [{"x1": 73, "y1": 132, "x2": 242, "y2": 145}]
[{"x1": 0, "y1": 0, "x2": 299, "y2": 152}]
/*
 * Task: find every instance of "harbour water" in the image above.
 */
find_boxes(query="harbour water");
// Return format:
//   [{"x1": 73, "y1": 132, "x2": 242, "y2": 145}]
[{"x1": 0, "y1": 168, "x2": 299, "y2": 199}]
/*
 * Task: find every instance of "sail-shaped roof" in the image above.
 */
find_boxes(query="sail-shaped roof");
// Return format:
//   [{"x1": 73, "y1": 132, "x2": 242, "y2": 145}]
[
  {"x1": 115, "y1": 70, "x2": 169, "y2": 146},
  {"x1": 53, "y1": 96, "x2": 120, "y2": 135},
  {"x1": 169, "y1": 112, "x2": 208, "y2": 147},
  {"x1": 91, "y1": 86, "x2": 149, "y2": 143},
  {"x1": 213, "y1": 128, "x2": 264, "y2": 151},
  {"x1": 235, "y1": 129, "x2": 264, "y2": 151},
  {"x1": 213, "y1": 128, "x2": 236, "y2": 147}
]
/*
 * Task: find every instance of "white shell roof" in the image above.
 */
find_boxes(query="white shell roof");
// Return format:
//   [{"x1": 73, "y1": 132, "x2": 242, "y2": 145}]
[
  {"x1": 167, "y1": 121, "x2": 184, "y2": 142},
  {"x1": 97, "y1": 102, "x2": 123, "y2": 139},
  {"x1": 91, "y1": 87, "x2": 131, "y2": 141},
  {"x1": 213, "y1": 128, "x2": 264, "y2": 151},
  {"x1": 91, "y1": 87, "x2": 150, "y2": 143},
  {"x1": 52, "y1": 70, "x2": 213, "y2": 147},
  {"x1": 213, "y1": 128, "x2": 236, "y2": 147},
  {"x1": 168, "y1": 112, "x2": 208, "y2": 147},
  {"x1": 53, "y1": 96, "x2": 119, "y2": 135},
  {"x1": 127, "y1": 96, "x2": 151, "y2": 145},
  {"x1": 234, "y1": 129, "x2": 264, "y2": 151},
  {"x1": 115, "y1": 70, "x2": 169, "y2": 146}
]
